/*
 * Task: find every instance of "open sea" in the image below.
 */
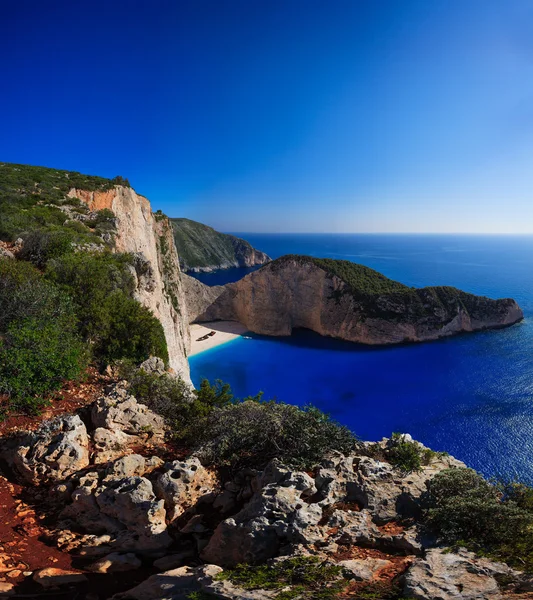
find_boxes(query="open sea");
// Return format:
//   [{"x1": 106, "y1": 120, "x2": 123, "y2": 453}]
[{"x1": 190, "y1": 234, "x2": 533, "y2": 483}]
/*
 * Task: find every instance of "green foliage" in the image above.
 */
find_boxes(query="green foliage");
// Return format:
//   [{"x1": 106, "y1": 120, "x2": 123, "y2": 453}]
[
  {"x1": 19, "y1": 229, "x2": 75, "y2": 267},
  {"x1": 100, "y1": 292, "x2": 168, "y2": 366},
  {"x1": 0, "y1": 162, "x2": 126, "y2": 242},
  {"x1": 171, "y1": 217, "x2": 266, "y2": 271},
  {"x1": 353, "y1": 581, "x2": 404, "y2": 599},
  {"x1": 127, "y1": 372, "x2": 356, "y2": 471},
  {"x1": 0, "y1": 260, "x2": 88, "y2": 411},
  {"x1": 46, "y1": 252, "x2": 168, "y2": 366},
  {"x1": 0, "y1": 318, "x2": 88, "y2": 411},
  {"x1": 387, "y1": 434, "x2": 424, "y2": 473},
  {"x1": 269, "y1": 255, "x2": 507, "y2": 325},
  {"x1": 196, "y1": 399, "x2": 356, "y2": 471},
  {"x1": 425, "y1": 468, "x2": 533, "y2": 570},
  {"x1": 217, "y1": 557, "x2": 345, "y2": 599},
  {"x1": 127, "y1": 372, "x2": 234, "y2": 442}
]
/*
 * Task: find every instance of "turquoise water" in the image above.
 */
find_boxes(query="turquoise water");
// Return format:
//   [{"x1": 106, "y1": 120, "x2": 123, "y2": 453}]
[{"x1": 190, "y1": 234, "x2": 533, "y2": 483}]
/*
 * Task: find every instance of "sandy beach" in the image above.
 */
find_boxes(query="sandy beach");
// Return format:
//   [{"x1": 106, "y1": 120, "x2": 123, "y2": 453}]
[{"x1": 189, "y1": 321, "x2": 249, "y2": 356}]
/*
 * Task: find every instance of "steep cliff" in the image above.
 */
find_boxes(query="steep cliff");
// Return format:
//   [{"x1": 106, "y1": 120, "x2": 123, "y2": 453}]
[
  {"x1": 195, "y1": 255, "x2": 523, "y2": 344},
  {"x1": 171, "y1": 217, "x2": 270, "y2": 272},
  {"x1": 69, "y1": 186, "x2": 191, "y2": 380}
]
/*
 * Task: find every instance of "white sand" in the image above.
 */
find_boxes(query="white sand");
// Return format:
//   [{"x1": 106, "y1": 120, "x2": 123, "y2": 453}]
[{"x1": 189, "y1": 321, "x2": 249, "y2": 356}]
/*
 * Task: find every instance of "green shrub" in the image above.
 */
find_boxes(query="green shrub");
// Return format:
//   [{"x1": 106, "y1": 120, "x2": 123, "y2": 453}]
[
  {"x1": 0, "y1": 317, "x2": 88, "y2": 411},
  {"x1": 195, "y1": 399, "x2": 357, "y2": 471},
  {"x1": 217, "y1": 556, "x2": 345, "y2": 599},
  {"x1": 100, "y1": 292, "x2": 169, "y2": 366},
  {"x1": 46, "y1": 251, "x2": 168, "y2": 366},
  {"x1": 19, "y1": 229, "x2": 75, "y2": 267},
  {"x1": 128, "y1": 372, "x2": 233, "y2": 440},
  {"x1": 425, "y1": 468, "x2": 533, "y2": 569}
]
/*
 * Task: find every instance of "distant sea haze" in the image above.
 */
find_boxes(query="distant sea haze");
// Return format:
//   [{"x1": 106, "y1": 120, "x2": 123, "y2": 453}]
[{"x1": 190, "y1": 234, "x2": 533, "y2": 484}]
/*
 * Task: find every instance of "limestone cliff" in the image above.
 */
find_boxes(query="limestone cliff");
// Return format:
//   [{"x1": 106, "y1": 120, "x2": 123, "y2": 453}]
[
  {"x1": 171, "y1": 217, "x2": 270, "y2": 272},
  {"x1": 194, "y1": 255, "x2": 523, "y2": 344},
  {"x1": 69, "y1": 186, "x2": 191, "y2": 380}
]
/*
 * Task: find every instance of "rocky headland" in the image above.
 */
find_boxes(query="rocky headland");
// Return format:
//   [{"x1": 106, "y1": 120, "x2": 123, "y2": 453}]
[
  {"x1": 171, "y1": 218, "x2": 270, "y2": 273},
  {"x1": 189, "y1": 255, "x2": 523, "y2": 344}
]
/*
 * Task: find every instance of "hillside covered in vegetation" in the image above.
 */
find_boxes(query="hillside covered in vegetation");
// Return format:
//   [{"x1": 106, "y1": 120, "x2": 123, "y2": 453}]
[
  {"x1": 171, "y1": 217, "x2": 270, "y2": 272},
  {"x1": 0, "y1": 163, "x2": 169, "y2": 416}
]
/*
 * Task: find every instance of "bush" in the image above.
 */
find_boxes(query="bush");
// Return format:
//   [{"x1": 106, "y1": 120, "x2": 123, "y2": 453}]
[
  {"x1": 195, "y1": 399, "x2": 357, "y2": 471},
  {"x1": 46, "y1": 251, "x2": 167, "y2": 366},
  {"x1": 217, "y1": 556, "x2": 345, "y2": 599},
  {"x1": 0, "y1": 317, "x2": 88, "y2": 411},
  {"x1": 0, "y1": 260, "x2": 88, "y2": 411},
  {"x1": 100, "y1": 292, "x2": 169, "y2": 366},
  {"x1": 19, "y1": 229, "x2": 74, "y2": 267},
  {"x1": 425, "y1": 468, "x2": 533, "y2": 569},
  {"x1": 128, "y1": 372, "x2": 233, "y2": 440}
]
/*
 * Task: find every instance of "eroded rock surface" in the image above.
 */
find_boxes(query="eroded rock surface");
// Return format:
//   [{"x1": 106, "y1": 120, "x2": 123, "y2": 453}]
[{"x1": 1, "y1": 415, "x2": 89, "y2": 485}]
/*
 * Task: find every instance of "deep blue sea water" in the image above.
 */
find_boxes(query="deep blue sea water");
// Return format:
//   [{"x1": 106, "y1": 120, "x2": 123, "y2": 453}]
[{"x1": 190, "y1": 234, "x2": 533, "y2": 483}]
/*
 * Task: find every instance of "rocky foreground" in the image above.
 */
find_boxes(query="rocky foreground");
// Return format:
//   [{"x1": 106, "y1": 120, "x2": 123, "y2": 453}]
[
  {"x1": 186, "y1": 255, "x2": 523, "y2": 344},
  {"x1": 0, "y1": 376, "x2": 532, "y2": 599}
]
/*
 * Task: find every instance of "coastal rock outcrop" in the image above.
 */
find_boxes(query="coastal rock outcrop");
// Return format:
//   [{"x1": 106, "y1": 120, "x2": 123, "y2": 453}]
[
  {"x1": 195, "y1": 255, "x2": 523, "y2": 344},
  {"x1": 1, "y1": 415, "x2": 89, "y2": 485},
  {"x1": 68, "y1": 185, "x2": 192, "y2": 380}
]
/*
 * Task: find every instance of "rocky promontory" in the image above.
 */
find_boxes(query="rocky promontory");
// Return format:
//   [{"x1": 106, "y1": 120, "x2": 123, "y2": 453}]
[
  {"x1": 171, "y1": 218, "x2": 270, "y2": 273},
  {"x1": 0, "y1": 377, "x2": 531, "y2": 599},
  {"x1": 193, "y1": 255, "x2": 523, "y2": 344}
]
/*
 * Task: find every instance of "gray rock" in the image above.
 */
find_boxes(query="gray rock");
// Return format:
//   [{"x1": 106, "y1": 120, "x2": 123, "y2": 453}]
[
  {"x1": 105, "y1": 454, "x2": 146, "y2": 479},
  {"x1": 92, "y1": 427, "x2": 139, "y2": 463},
  {"x1": 139, "y1": 356, "x2": 166, "y2": 375},
  {"x1": 61, "y1": 475, "x2": 172, "y2": 552},
  {"x1": 113, "y1": 564, "x2": 276, "y2": 599},
  {"x1": 87, "y1": 552, "x2": 142, "y2": 573},
  {"x1": 403, "y1": 549, "x2": 505, "y2": 600},
  {"x1": 154, "y1": 458, "x2": 218, "y2": 521},
  {"x1": 339, "y1": 558, "x2": 392, "y2": 581},
  {"x1": 91, "y1": 384, "x2": 166, "y2": 440},
  {"x1": 201, "y1": 473, "x2": 323, "y2": 567},
  {"x1": 2, "y1": 415, "x2": 89, "y2": 485}
]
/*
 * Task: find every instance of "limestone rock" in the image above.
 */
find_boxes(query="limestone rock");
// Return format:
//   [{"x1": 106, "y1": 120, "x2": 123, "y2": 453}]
[
  {"x1": 197, "y1": 256, "x2": 523, "y2": 345},
  {"x1": 339, "y1": 558, "x2": 392, "y2": 581},
  {"x1": 92, "y1": 427, "x2": 139, "y2": 463},
  {"x1": 403, "y1": 549, "x2": 506, "y2": 600},
  {"x1": 87, "y1": 552, "x2": 142, "y2": 573},
  {"x1": 33, "y1": 567, "x2": 87, "y2": 588},
  {"x1": 113, "y1": 564, "x2": 276, "y2": 600},
  {"x1": 69, "y1": 185, "x2": 191, "y2": 380},
  {"x1": 201, "y1": 472, "x2": 322, "y2": 567},
  {"x1": 60, "y1": 475, "x2": 172, "y2": 552},
  {"x1": 139, "y1": 356, "x2": 166, "y2": 375},
  {"x1": 91, "y1": 385, "x2": 166, "y2": 441},
  {"x1": 154, "y1": 458, "x2": 218, "y2": 521},
  {"x1": 2, "y1": 415, "x2": 89, "y2": 485}
]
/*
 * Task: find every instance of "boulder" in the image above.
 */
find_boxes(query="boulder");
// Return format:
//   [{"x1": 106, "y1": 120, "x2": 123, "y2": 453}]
[
  {"x1": 2, "y1": 415, "x2": 89, "y2": 485},
  {"x1": 87, "y1": 552, "x2": 142, "y2": 573},
  {"x1": 113, "y1": 564, "x2": 276, "y2": 600},
  {"x1": 33, "y1": 567, "x2": 87, "y2": 589},
  {"x1": 91, "y1": 383, "x2": 166, "y2": 441},
  {"x1": 60, "y1": 475, "x2": 172, "y2": 552},
  {"x1": 403, "y1": 549, "x2": 507, "y2": 600},
  {"x1": 92, "y1": 427, "x2": 138, "y2": 463},
  {"x1": 339, "y1": 557, "x2": 392, "y2": 581},
  {"x1": 201, "y1": 473, "x2": 322, "y2": 567},
  {"x1": 139, "y1": 356, "x2": 166, "y2": 375},
  {"x1": 154, "y1": 458, "x2": 218, "y2": 521}
]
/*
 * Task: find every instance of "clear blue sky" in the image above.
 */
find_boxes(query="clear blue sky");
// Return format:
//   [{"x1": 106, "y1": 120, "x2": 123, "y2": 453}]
[{"x1": 2, "y1": 0, "x2": 533, "y2": 233}]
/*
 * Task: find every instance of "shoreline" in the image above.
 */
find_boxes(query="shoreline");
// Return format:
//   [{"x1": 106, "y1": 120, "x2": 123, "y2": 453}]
[{"x1": 189, "y1": 321, "x2": 249, "y2": 356}]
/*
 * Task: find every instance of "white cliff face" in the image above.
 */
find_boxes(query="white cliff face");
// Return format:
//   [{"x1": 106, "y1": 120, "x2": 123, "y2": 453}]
[{"x1": 69, "y1": 186, "x2": 191, "y2": 381}]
